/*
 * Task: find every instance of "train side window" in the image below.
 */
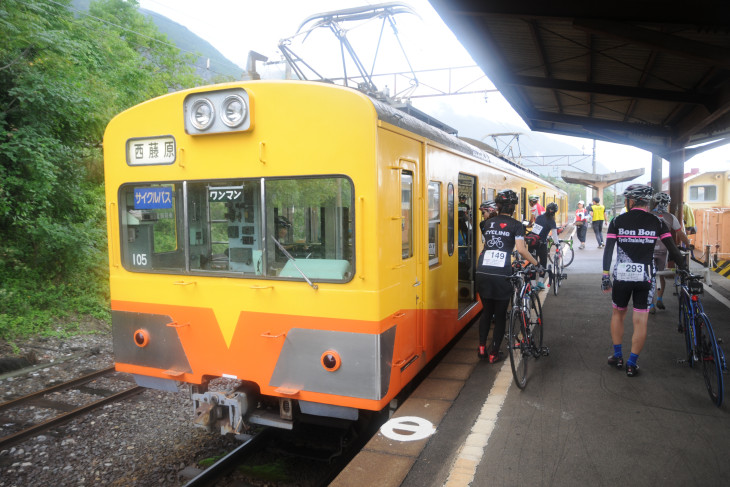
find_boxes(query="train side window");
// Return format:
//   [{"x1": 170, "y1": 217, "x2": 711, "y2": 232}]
[
  {"x1": 428, "y1": 181, "x2": 441, "y2": 266},
  {"x1": 447, "y1": 183, "x2": 454, "y2": 256},
  {"x1": 520, "y1": 187, "x2": 527, "y2": 222},
  {"x1": 401, "y1": 171, "x2": 413, "y2": 259},
  {"x1": 488, "y1": 188, "x2": 495, "y2": 201},
  {"x1": 119, "y1": 183, "x2": 183, "y2": 271}
]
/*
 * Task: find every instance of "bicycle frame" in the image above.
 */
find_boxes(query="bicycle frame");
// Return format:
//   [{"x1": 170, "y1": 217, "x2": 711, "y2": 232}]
[
  {"x1": 675, "y1": 270, "x2": 726, "y2": 406},
  {"x1": 507, "y1": 263, "x2": 548, "y2": 389}
]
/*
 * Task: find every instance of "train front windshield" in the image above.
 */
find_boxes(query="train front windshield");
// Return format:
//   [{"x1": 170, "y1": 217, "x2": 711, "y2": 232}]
[{"x1": 119, "y1": 176, "x2": 354, "y2": 282}]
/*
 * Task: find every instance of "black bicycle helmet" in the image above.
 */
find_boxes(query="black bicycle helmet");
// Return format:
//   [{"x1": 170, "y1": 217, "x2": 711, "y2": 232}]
[
  {"x1": 623, "y1": 184, "x2": 653, "y2": 203},
  {"x1": 546, "y1": 202, "x2": 559, "y2": 213},
  {"x1": 480, "y1": 199, "x2": 497, "y2": 211},
  {"x1": 495, "y1": 189, "x2": 518, "y2": 205},
  {"x1": 652, "y1": 192, "x2": 671, "y2": 206}
]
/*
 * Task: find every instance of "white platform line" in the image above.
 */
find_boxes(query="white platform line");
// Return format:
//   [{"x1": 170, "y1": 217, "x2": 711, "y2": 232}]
[
  {"x1": 443, "y1": 288, "x2": 549, "y2": 487},
  {"x1": 703, "y1": 283, "x2": 730, "y2": 311},
  {"x1": 442, "y1": 359, "x2": 513, "y2": 487}
]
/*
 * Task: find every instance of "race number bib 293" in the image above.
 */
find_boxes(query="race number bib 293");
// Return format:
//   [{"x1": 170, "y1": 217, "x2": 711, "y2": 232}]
[
  {"x1": 531, "y1": 223, "x2": 543, "y2": 235},
  {"x1": 482, "y1": 250, "x2": 507, "y2": 267},
  {"x1": 616, "y1": 263, "x2": 644, "y2": 281}
]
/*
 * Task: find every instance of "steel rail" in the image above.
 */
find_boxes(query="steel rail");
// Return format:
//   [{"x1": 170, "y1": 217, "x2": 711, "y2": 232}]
[
  {"x1": 0, "y1": 384, "x2": 144, "y2": 449},
  {"x1": 184, "y1": 428, "x2": 273, "y2": 487},
  {"x1": 0, "y1": 366, "x2": 117, "y2": 412}
]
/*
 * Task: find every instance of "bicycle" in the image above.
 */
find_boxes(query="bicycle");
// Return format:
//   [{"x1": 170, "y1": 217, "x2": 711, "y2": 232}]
[
  {"x1": 548, "y1": 233, "x2": 574, "y2": 267},
  {"x1": 675, "y1": 267, "x2": 727, "y2": 407},
  {"x1": 506, "y1": 261, "x2": 549, "y2": 389},
  {"x1": 547, "y1": 240, "x2": 568, "y2": 296}
]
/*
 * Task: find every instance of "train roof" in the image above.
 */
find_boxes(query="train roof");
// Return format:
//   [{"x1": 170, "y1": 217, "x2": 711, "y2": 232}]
[{"x1": 370, "y1": 96, "x2": 562, "y2": 192}]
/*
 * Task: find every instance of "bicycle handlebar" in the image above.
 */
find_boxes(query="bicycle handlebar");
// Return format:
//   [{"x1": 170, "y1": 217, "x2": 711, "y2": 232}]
[{"x1": 676, "y1": 268, "x2": 703, "y2": 281}]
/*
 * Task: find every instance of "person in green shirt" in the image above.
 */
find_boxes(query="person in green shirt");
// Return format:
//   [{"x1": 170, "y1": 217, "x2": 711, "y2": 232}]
[{"x1": 590, "y1": 197, "x2": 606, "y2": 248}]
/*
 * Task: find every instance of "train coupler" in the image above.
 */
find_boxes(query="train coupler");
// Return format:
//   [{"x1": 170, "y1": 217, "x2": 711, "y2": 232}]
[{"x1": 191, "y1": 389, "x2": 249, "y2": 435}]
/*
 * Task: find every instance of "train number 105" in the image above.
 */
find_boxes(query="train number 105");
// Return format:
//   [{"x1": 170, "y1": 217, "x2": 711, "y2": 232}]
[{"x1": 132, "y1": 253, "x2": 148, "y2": 266}]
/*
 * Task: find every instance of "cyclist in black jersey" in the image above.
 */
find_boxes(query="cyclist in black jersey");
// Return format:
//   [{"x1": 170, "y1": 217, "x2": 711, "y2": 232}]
[
  {"x1": 476, "y1": 190, "x2": 538, "y2": 363},
  {"x1": 602, "y1": 184, "x2": 686, "y2": 377},
  {"x1": 479, "y1": 199, "x2": 498, "y2": 235},
  {"x1": 529, "y1": 202, "x2": 559, "y2": 290}
]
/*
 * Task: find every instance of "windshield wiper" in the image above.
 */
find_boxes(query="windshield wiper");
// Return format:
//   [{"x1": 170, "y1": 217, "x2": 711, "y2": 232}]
[{"x1": 271, "y1": 236, "x2": 318, "y2": 290}]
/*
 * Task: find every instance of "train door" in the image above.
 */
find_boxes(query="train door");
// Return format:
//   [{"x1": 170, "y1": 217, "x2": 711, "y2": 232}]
[
  {"x1": 399, "y1": 162, "x2": 423, "y2": 359},
  {"x1": 458, "y1": 174, "x2": 477, "y2": 313}
]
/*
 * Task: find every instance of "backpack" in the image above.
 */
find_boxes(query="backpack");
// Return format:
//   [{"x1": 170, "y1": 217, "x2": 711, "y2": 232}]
[{"x1": 524, "y1": 232, "x2": 540, "y2": 251}]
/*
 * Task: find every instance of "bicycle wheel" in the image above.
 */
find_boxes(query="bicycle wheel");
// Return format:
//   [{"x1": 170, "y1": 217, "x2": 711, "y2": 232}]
[
  {"x1": 679, "y1": 295, "x2": 693, "y2": 366},
  {"x1": 553, "y1": 254, "x2": 561, "y2": 296},
  {"x1": 529, "y1": 292, "x2": 543, "y2": 353},
  {"x1": 508, "y1": 307, "x2": 528, "y2": 389},
  {"x1": 563, "y1": 240, "x2": 575, "y2": 267},
  {"x1": 696, "y1": 313, "x2": 724, "y2": 407}
]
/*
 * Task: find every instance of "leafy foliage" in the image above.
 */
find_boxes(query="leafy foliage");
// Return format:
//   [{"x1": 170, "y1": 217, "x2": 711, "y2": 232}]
[{"x1": 0, "y1": 0, "x2": 203, "y2": 339}]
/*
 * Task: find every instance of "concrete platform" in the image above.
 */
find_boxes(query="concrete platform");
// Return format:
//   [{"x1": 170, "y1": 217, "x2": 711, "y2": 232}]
[{"x1": 333, "y1": 228, "x2": 730, "y2": 487}]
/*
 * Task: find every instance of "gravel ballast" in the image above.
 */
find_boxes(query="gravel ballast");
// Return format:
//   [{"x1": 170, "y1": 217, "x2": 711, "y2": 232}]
[{"x1": 0, "y1": 331, "x2": 240, "y2": 487}]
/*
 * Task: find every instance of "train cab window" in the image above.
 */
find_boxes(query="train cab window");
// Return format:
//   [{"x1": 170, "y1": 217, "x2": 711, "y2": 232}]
[
  {"x1": 119, "y1": 177, "x2": 354, "y2": 282},
  {"x1": 119, "y1": 183, "x2": 183, "y2": 271},
  {"x1": 188, "y1": 180, "x2": 262, "y2": 274},
  {"x1": 401, "y1": 171, "x2": 413, "y2": 259},
  {"x1": 428, "y1": 182, "x2": 441, "y2": 266},
  {"x1": 264, "y1": 177, "x2": 354, "y2": 281}
]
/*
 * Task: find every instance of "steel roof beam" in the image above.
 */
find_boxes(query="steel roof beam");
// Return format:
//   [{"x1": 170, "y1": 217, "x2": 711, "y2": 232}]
[
  {"x1": 528, "y1": 109, "x2": 671, "y2": 137},
  {"x1": 509, "y1": 75, "x2": 710, "y2": 105},
  {"x1": 572, "y1": 19, "x2": 730, "y2": 68},
  {"x1": 437, "y1": 0, "x2": 730, "y2": 25}
]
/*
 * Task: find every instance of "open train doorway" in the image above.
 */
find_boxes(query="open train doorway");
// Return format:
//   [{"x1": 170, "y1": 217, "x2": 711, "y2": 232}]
[{"x1": 458, "y1": 173, "x2": 477, "y2": 315}]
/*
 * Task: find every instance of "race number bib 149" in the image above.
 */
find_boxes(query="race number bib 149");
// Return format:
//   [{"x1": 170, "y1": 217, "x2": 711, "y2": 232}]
[
  {"x1": 616, "y1": 263, "x2": 644, "y2": 281},
  {"x1": 482, "y1": 250, "x2": 507, "y2": 267},
  {"x1": 531, "y1": 223, "x2": 543, "y2": 235}
]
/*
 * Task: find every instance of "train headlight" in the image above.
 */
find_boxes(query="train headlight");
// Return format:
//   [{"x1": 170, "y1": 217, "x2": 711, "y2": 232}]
[
  {"x1": 221, "y1": 94, "x2": 248, "y2": 128},
  {"x1": 184, "y1": 88, "x2": 252, "y2": 135},
  {"x1": 321, "y1": 350, "x2": 341, "y2": 372},
  {"x1": 190, "y1": 98, "x2": 215, "y2": 130},
  {"x1": 133, "y1": 329, "x2": 150, "y2": 348}
]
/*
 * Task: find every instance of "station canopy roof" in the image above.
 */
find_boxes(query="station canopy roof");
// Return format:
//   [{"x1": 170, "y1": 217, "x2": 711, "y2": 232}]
[{"x1": 428, "y1": 0, "x2": 730, "y2": 160}]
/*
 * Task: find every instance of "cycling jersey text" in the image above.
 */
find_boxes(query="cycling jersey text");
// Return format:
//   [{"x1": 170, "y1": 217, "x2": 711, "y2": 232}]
[{"x1": 618, "y1": 228, "x2": 656, "y2": 236}]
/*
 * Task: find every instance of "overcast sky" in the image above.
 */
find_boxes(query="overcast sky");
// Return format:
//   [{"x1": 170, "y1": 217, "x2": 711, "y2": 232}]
[{"x1": 138, "y1": 0, "x2": 730, "y2": 179}]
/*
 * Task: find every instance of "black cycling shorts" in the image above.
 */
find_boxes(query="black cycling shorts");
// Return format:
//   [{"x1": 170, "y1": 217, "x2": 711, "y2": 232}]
[{"x1": 612, "y1": 279, "x2": 653, "y2": 312}]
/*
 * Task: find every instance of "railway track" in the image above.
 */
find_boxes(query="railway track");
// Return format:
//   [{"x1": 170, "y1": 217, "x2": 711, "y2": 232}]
[
  {"x1": 0, "y1": 366, "x2": 143, "y2": 449},
  {"x1": 183, "y1": 427, "x2": 273, "y2": 487}
]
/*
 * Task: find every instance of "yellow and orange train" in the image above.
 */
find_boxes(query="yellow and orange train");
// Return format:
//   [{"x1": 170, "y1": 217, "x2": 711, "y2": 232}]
[{"x1": 103, "y1": 80, "x2": 566, "y2": 432}]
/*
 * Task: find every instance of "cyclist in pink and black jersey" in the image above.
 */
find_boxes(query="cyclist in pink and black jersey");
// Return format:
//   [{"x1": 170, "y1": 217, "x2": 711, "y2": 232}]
[{"x1": 601, "y1": 184, "x2": 686, "y2": 377}]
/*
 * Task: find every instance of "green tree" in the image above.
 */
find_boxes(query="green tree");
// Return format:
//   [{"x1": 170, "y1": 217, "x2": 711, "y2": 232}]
[{"x1": 0, "y1": 0, "x2": 202, "y2": 338}]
